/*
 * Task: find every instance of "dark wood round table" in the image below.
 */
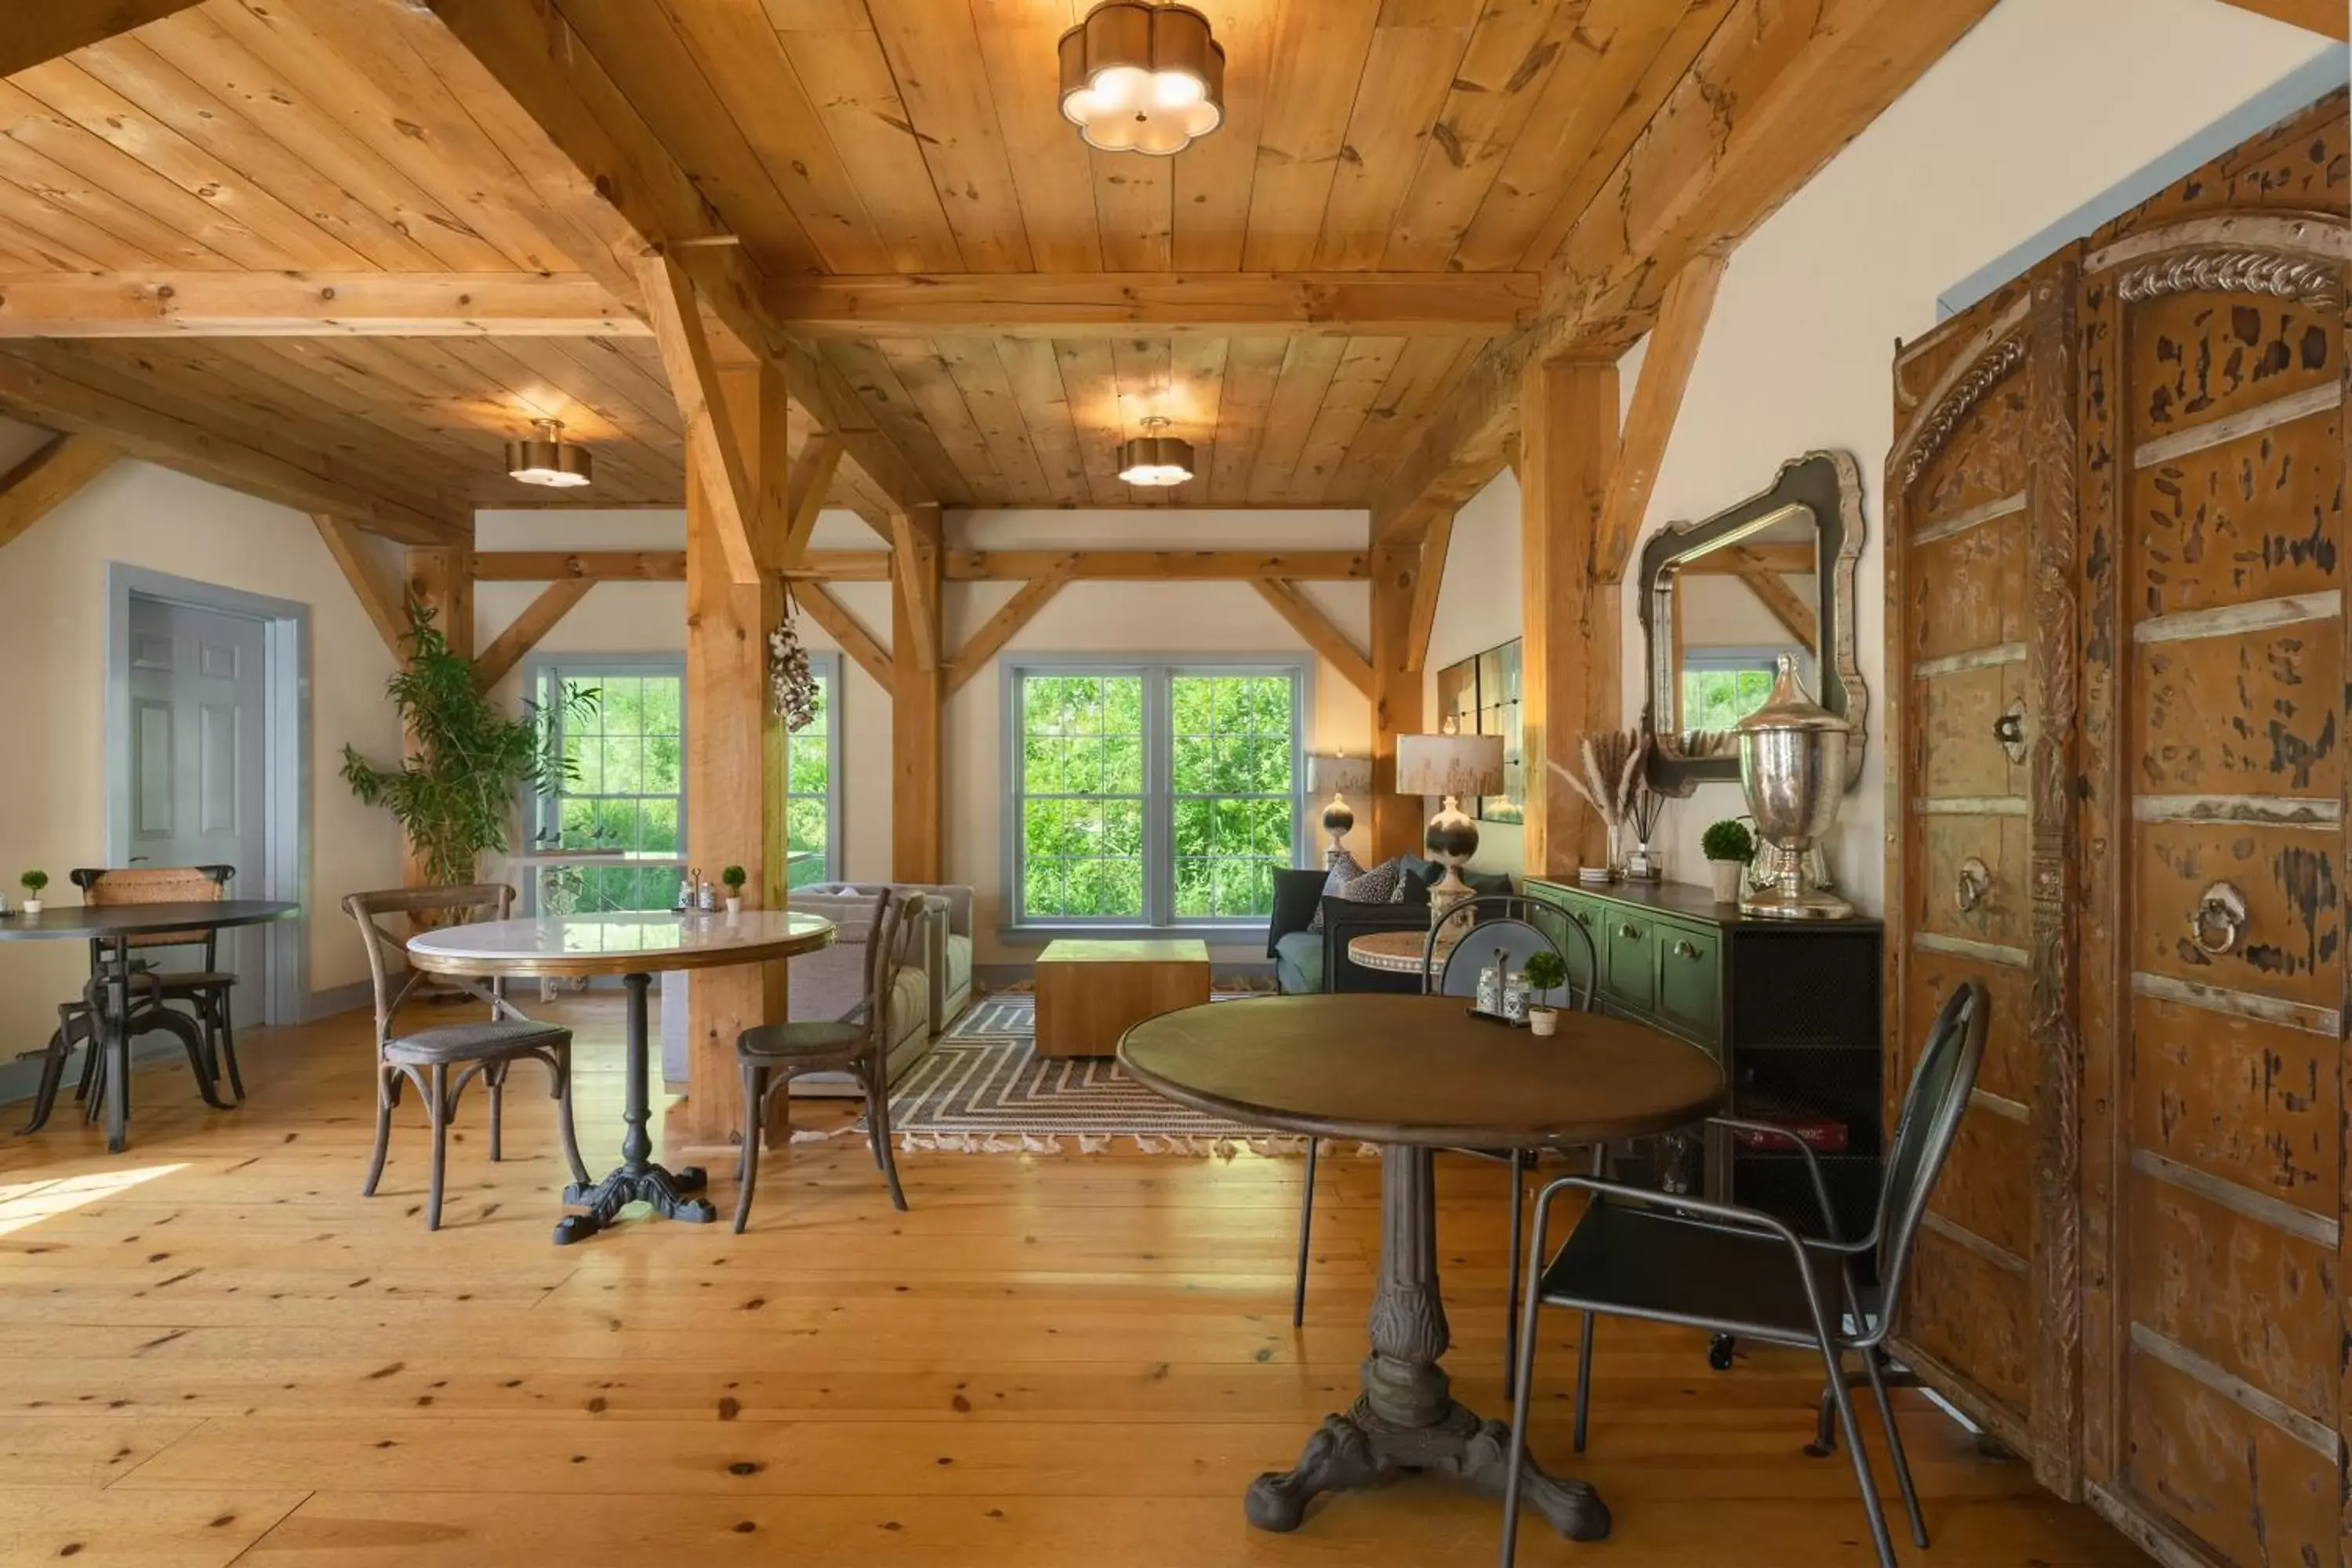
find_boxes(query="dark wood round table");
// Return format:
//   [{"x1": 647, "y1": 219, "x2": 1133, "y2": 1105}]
[
  {"x1": 1120, "y1": 992, "x2": 1726, "y2": 1541},
  {"x1": 0, "y1": 900, "x2": 299, "y2": 1152}
]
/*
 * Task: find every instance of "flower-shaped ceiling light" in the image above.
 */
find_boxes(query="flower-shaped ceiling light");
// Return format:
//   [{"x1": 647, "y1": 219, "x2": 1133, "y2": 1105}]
[
  {"x1": 505, "y1": 417, "x2": 592, "y2": 488},
  {"x1": 1058, "y1": 2, "x2": 1225, "y2": 156},
  {"x1": 1118, "y1": 416, "x2": 1193, "y2": 487}
]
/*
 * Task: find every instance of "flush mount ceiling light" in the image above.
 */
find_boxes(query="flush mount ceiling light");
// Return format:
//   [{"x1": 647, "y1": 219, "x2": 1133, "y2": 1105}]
[
  {"x1": 1118, "y1": 415, "x2": 1193, "y2": 487},
  {"x1": 505, "y1": 416, "x2": 592, "y2": 488},
  {"x1": 1058, "y1": 2, "x2": 1224, "y2": 156}
]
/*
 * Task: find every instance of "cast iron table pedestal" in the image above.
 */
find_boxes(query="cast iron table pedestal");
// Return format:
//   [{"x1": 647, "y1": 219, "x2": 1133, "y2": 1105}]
[
  {"x1": 554, "y1": 971, "x2": 712, "y2": 1243},
  {"x1": 1246, "y1": 1142, "x2": 1606, "y2": 1539}
]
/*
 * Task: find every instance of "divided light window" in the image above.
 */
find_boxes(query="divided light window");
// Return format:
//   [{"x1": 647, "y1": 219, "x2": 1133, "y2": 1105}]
[
  {"x1": 534, "y1": 662, "x2": 685, "y2": 913},
  {"x1": 782, "y1": 654, "x2": 842, "y2": 890},
  {"x1": 1011, "y1": 663, "x2": 1305, "y2": 930}
]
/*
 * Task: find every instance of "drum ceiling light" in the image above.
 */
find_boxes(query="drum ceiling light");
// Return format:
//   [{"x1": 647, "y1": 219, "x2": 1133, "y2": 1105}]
[
  {"x1": 505, "y1": 417, "x2": 592, "y2": 488},
  {"x1": 1117, "y1": 416, "x2": 1193, "y2": 487},
  {"x1": 1058, "y1": 2, "x2": 1224, "y2": 156}
]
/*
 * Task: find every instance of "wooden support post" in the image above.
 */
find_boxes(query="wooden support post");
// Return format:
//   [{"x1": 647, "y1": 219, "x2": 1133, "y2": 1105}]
[
  {"x1": 1519, "y1": 358, "x2": 1618, "y2": 881},
  {"x1": 680, "y1": 360, "x2": 790, "y2": 1154},
  {"x1": 892, "y1": 504, "x2": 944, "y2": 882},
  {"x1": 1404, "y1": 510, "x2": 1453, "y2": 673},
  {"x1": 1367, "y1": 541, "x2": 1425, "y2": 864}
]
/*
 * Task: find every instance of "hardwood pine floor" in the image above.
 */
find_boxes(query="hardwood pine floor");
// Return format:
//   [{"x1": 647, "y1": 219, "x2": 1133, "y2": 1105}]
[{"x1": 0, "y1": 997, "x2": 2139, "y2": 1566}]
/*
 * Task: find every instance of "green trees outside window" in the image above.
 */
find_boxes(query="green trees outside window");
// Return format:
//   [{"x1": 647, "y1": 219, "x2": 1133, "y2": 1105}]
[
  {"x1": 782, "y1": 666, "x2": 833, "y2": 891},
  {"x1": 1014, "y1": 665, "x2": 1301, "y2": 925},
  {"x1": 538, "y1": 668, "x2": 684, "y2": 912}
]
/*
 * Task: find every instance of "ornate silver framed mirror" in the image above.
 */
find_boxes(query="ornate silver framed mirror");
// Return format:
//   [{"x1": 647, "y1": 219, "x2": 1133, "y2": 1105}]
[{"x1": 1635, "y1": 450, "x2": 1867, "y2": 791}]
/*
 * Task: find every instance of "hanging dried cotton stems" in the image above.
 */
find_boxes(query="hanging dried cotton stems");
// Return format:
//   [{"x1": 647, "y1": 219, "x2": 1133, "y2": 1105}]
[{"x1": 768, "y1": 590, "x2": 820, "y2": 732}]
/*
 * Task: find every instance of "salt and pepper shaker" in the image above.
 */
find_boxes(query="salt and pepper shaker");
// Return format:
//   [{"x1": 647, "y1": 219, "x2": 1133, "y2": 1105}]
[
  {"x1": 1475, "y1": 948, "x2": 1505, "y2": 1016},
  {"x1": 674, "y1": 872, "x2": 693, "y2": 913},
  {"x1": 1501, "y1": 968, "x2": 1530, "y2": 1025},
  {"x1": 696, "y1": 878, "x2": 717, "y2": 913}
]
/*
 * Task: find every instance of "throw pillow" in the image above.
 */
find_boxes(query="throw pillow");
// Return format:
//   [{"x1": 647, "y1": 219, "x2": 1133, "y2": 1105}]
[
  {"x1": 1309, "y1": 856, "x2": 1404, "y2": 931},
  {"x1": 1320, "y1": 848, "x2": 1364, "y2": 897}
]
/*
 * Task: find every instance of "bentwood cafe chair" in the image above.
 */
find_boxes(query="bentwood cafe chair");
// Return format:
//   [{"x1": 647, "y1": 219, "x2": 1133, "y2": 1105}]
[
  {"x1": 343, "y1": 885, "x2": 590, "y2": 1232},
  {"x1": 1497, "y1": 979, "x2": 1989, "y2": 1568}
]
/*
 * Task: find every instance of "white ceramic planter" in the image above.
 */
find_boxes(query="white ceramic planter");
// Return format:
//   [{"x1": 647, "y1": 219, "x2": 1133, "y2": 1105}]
[
  {"x1": 1708, "y1": 861, "x2": 1743, "y2": 903},
  {"x1": 1528, "y1": 1007, "x2": 1559, "y2": 1037}
]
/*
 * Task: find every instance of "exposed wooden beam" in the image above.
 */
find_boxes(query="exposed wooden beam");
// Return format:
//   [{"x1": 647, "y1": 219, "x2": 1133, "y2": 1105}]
[
  {"x1": 782, "y1": 434, "x2": 844, "y2": 564},
  {"x1": 0, "y1": 345, "x2": 464, "y2": 546},
  {"x1": 786, "y1": 551, "x2": 893, "y2": 581},
  {"x1": 778, "y1": 339, "x2": 934, "y2": 527},
  {"x1": 1592, "y1": 252, "x2": 1726, "y2": 578},
  {"x1": 474, "y1": 579, "x2": 596, "y2": 690},
  {"x1": 946, "y1": 560, "x2": 1080, "y2": 696},
  {"x1": 944, "y1": 550, "x2": 1367, "y2": 581},
  {"x1": 641, "y1": 253, "x2": 762, "y2": 586},
  {"x1": 2214, "y1": 0, "x2": 2347, "y2": 40},
  {"x1": 1726, "y1": 547, "x2": 1819, "y2": 651},
  {"x1": 0, "y1": 433, "x2": 118, "y2": 552},
  {"x1": 891, "y1": 509, "x2": 942, "y2": 672},
  {"x1": 0, "y1": 272, "x2": 646, "y2": 337},
  {"x1": 1377, "y1": 0, "x2": 1992, "y2": 543},
  {"x1": 1404, "y1": 510, "x2": 1454, "y2": 674},
  {"x1": 474, "y1": 551, "x2": 688, "y2": 582},
  {"x1": 791, "y1": 581, "x2": 893, "y2": 689},
  {"x1": 1250, "y1": 579, "x2": 1374, "y2": 699},
  {"x1": 1520, "y1": 358, "x2": 1619, "y2": 880},
  {"x1": 2, "y1": 2, "x2": 202, "y2": 77},
  {"x1": 1367, "y1": 544, "x2": 1425, "y2": 863},
  {"x1": 310, "y1": 514, "x2": 405, "y2": 658},
  {"x1": 772, "y1": 272, "x2": 1539, "y2": 338}
]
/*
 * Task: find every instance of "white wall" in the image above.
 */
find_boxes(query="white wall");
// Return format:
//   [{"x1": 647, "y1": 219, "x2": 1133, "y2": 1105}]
[
  {"x1": 474, "y1": 506, "x2": 1376, "y2": 967},
  {"x1": 0, "y1": 416, "x2": 408, "y2": 1049},
  {"x1": 1421, "y1": 0, "x2": 2337, "y2": 915}
]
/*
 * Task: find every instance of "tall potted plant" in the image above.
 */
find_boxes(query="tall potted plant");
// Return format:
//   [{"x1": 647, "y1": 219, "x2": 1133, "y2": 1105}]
[{"x1": 341, "y1": 603, "x2": 594, "y2": 891}]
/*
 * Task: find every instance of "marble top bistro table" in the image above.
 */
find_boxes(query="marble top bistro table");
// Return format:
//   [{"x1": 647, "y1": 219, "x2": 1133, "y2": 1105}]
[
  {"x1": 0, "y1": 900, "x2": 299, "y2": 1153},
  {"x1": 1119, "y1": 993, "x2": 1724, "y2": 1541},
  {"x1": 406, "y1": 909, "x2": 833, "y2": 1244}
]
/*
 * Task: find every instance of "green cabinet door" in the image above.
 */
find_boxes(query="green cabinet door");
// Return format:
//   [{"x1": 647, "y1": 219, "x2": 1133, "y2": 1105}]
[
  {"x1": 1655, "y1": 921, "x2": 1721, "y2": 1051},
  {"x1": 1601, "y1": 908, "x2": 1657, "y2": 1014}
]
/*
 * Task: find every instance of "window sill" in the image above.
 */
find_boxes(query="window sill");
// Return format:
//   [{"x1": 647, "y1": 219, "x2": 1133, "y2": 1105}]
[{"x1": 997, "y1": 922, "x2": 1268, "y2": 948}]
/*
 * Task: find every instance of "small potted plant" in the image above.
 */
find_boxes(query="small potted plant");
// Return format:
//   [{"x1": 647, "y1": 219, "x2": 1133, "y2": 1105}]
[
  {"x1": 1700, "y1": 818, "x2": 1755, "y2": 904},
  {"x1": 720, "y1": 864, "x2": 747, "y2": 916},
  {"x1": 18, "y1": 869, "x2": 48, "y2": 916},
  {"x1": 1521, "y1": 949, "x2": 1570, "y2": 1036}
]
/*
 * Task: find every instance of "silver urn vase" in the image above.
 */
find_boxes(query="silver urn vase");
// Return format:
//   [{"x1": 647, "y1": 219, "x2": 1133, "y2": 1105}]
[{"x1": 1736, "y1": 654, "x2": 1853, "y2": 920}]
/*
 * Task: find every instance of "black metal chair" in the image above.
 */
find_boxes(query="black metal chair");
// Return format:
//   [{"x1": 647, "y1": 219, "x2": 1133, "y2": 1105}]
[
  {"x1": 344, "y1": 884, "x2": 590, "y2": 1232},
  {"x1": 1291, "y1": 893, "x2": 1600, "y2": 1388},
  {"x1": 1497, "y1": 978, "x2": 1989, "y2": 1568},
  {"x1": 732, "y1": 887, "x2": 913, "y2": 1229},
  {"x1": 71, "y1": 864, "x2": 245, "y2": 1105}
]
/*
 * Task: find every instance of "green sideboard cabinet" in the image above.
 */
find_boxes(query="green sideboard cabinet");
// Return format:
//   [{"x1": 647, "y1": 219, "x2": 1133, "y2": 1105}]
[{"x1": 1524, "y1": 877, "x2": 1886, "y2": 1246}]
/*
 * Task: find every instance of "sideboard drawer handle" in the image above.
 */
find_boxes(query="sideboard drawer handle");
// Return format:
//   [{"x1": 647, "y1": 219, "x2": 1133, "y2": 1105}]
[
  {"x1": 1671, "y1": 939, "x2": 1700, "y2": 960},
  {"x1": 1566, "y1": 909, "x2": 1588, "y2": 925},
  {"x1": 1617, "y1": 923, "x2": 1642, "y2": 940},
  {"x1": 2190, "y1": 881, "x2": 2247, "y2": 956}
]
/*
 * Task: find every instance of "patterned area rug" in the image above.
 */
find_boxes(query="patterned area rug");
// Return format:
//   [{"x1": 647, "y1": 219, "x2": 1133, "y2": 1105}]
[{"x1": 833, "y1": 994, "x2": 1335, "y2": 1156}]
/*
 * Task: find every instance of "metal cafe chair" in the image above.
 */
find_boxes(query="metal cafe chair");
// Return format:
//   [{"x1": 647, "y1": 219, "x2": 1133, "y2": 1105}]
[{"x1": 1497, "y1": 979, "x2": 1988, "y2": 1568}]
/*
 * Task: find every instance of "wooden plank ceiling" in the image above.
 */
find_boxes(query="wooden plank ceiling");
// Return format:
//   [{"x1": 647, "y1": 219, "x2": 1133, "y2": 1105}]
[{"x1": 0, "y1": 0, "x2": 2006, "y2": 524}]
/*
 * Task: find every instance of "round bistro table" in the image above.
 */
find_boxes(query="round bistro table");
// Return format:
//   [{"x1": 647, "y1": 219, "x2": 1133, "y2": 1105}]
[
  {"x1": 1120, "y1": 992, "x2": 1725, "y2": 1540},
  {"x1": 406, "y1": 910, "x2": 834, "y2": 1243},
  {"x1": 1345, "y1": 927, "x2": 1457, "y2": 977},
  {"x1": 0, "y1": 900, "x2": 299, "y2": 1152}
]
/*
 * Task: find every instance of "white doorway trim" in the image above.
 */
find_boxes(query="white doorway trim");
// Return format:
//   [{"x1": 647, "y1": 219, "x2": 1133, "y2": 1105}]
[{"x1": 103, "y1": 564, "x2": 310, "y2": 1026}]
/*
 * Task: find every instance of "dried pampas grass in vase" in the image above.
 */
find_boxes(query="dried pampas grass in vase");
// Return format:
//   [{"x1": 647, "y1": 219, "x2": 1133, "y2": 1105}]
[{"x1": 1546, "y1": 728, "x2": 1650, "y2": 882}]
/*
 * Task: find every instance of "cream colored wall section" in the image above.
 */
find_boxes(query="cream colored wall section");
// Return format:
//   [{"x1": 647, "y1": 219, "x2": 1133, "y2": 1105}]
[
  {"x1": 1421, "y1": 0, "x2": 2334, "y2": 916},
  {"x1": 0, "y1": 419, "x2": 406, "y2": 1047}
]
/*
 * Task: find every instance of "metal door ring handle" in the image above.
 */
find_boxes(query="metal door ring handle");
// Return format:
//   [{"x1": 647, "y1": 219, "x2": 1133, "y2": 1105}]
[
  {"x1": 1955, "y1": 857, "x2": 1991, "y2": 913},
  {"x1": 2190, "y1": 882, "x2": 2247, "y2": 956}
]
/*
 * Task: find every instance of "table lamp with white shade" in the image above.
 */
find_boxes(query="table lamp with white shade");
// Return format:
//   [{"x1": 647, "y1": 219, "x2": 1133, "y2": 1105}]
[
  {"x1": 1396, "y1": 725, "x2": 1506, "y2": 928},
  {"x1": 1306, "y1": 752, "x2": 1374, "y2": 869}
]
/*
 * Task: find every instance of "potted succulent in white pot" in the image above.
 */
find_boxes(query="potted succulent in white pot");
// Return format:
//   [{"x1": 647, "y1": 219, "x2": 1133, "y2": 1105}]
[
  {"x1": 18, "y1": 869, "x2": 48, "y2": 916},
  {"x1": 1700, "y1": 818, "x2": 1755, "y2": 904},
  {"x1": 720, "y1": 864, "x2": 747, "y2": 917},
  {"x1": 1520, "y1": 949, "x2": 1569, "y2": 1037}
]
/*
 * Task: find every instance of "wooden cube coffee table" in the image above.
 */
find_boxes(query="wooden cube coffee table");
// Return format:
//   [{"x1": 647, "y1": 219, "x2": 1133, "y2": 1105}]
[{"x1": 1033, "y1": 939, "x2": 1212, "y2": 1058}]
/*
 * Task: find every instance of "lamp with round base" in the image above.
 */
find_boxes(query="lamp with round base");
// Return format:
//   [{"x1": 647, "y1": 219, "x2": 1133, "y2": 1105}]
[
  {"x1": 1305, "y1": 752, "x2": 1372, "y2": 871},
  {"x1": 1396, "y1": 730, "x2": 1505, "y2": 933}
]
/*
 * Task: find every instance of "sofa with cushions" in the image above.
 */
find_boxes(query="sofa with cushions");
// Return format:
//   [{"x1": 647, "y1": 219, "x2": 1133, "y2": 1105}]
[
  {"x1": 1266, "y1": 855, "x2": 1515, "y2": 995},
  {"x1": 797, "y1": 880, "x2": 975, "y2": 1037}
]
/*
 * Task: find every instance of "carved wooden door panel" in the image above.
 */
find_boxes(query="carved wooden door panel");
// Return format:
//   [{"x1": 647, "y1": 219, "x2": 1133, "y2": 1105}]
[
  {"x1": 1886, "y1": 266, "x2": 2074, "y2": 1486},
  {"x1": 2073, "y1": 95, "x2": 2350, "y2": 1568}
]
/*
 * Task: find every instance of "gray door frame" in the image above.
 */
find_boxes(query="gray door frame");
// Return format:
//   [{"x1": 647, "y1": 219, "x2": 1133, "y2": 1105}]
[{"x1": 104, "y1": 564, "x2": 310, "y2": 1025}]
